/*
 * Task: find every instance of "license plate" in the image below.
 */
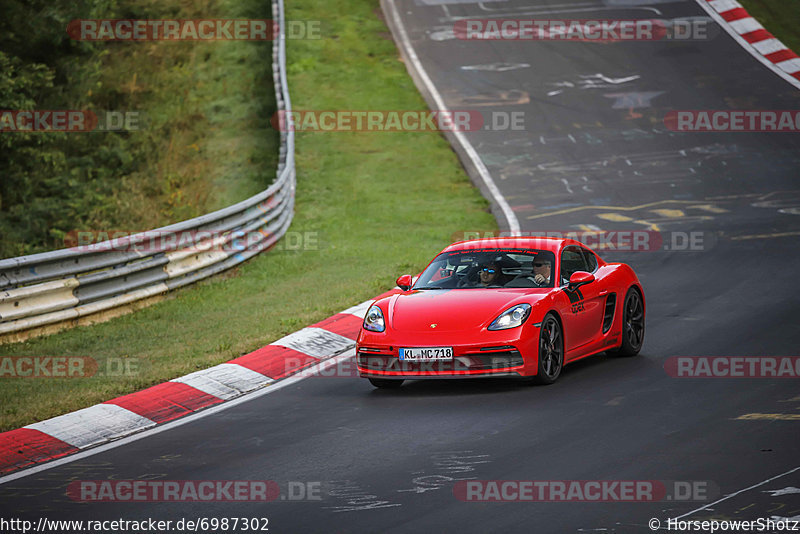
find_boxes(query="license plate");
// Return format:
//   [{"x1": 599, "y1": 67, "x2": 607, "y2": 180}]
[{"x1": 399, "y1": 347, "x2": 454, "y2": 361}]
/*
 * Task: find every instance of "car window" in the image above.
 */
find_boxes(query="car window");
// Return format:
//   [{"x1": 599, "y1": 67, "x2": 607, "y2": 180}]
[
  {"x1": 581, "y1": 248, "x2": 598, "y2": 273},
  {"x1": 413, "y1": 248, "x2": 556, "y2": 289},
  {"x1": 560, "y1": 246, "x2": 589, "y2": 283}
]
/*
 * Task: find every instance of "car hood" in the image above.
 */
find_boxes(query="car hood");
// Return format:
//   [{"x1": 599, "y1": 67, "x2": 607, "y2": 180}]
[{"x1": 385, "y1": 288, "x2": 549, "y2": 333}]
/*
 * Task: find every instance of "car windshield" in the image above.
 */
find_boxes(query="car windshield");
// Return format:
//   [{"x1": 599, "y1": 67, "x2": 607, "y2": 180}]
[{"x1": 413, "y1": 248, "x2": 557, "y2": 289}]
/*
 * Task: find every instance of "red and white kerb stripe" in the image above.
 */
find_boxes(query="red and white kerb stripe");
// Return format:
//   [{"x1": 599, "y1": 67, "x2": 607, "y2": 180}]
[
  {"x1": 0, "y1": 295, "x2": 394, "y2": 477},
  {"x1": 704, "y1": 0, "x2": 800, "y2": 81}
]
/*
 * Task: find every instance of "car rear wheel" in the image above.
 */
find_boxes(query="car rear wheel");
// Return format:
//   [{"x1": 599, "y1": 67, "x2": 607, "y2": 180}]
[
  {"x1": 609, "y1": 287, "x2": 644, "y2": 357},
  {"x1": 534, "y1": 314, "x2": 563, "y2": 384},
  {"x1": 368, "y1": 378, "x2": 404, "y2": 389}
]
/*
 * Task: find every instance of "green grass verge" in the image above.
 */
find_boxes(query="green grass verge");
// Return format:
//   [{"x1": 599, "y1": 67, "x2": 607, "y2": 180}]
[
  {"x1": 738, "y1": 1, "x2": 800, "y2": 54},
  {"x1": 0, "y1": 0, "x2": 497, "y2": 431}
]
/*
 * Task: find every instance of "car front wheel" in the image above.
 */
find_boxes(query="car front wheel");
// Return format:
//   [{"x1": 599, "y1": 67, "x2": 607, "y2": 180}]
[
  {"x1": 534, "y1": 314, "x2": 563, "y2": 384},
  {"x1": 609, "y1": 287, "x2": 644, "y2": 357}
]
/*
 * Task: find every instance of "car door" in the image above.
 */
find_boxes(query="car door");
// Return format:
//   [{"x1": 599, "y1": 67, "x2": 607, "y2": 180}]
[
  {"x1": 578, "y1": 246, "x2": 607, "y2": 345},
  {"x1": 558, "y1": 245, "x2": 604, "y2": 355}
]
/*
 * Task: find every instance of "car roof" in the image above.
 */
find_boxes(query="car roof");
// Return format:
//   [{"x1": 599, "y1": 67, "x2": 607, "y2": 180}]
[{"x1": 444, "y1": 237, "x2": 582, "y2": 254}]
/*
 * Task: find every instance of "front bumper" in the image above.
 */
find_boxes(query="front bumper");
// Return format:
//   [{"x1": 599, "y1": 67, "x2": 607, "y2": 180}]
[
  {"x1": 356, "y1": 319, "x2": 542, "y2": 379},
  {"x1": 357, "y1": 347, "x2": 526, "y2": 379}
]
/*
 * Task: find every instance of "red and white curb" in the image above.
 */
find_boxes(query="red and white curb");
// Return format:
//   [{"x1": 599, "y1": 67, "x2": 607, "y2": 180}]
[
  {"x1": 698, "y1": 0, "x2": 800, "y2": 89},
  {"x1": 0, "y1": 293, "x2": 394, "y2": 477}
]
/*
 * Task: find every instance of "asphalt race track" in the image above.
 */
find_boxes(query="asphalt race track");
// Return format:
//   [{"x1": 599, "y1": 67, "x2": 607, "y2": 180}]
[{"x1": 2, "y1": 0, "x2": 799, "y2": 532}]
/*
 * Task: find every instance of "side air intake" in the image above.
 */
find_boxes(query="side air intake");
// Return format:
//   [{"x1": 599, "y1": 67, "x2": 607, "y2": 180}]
[{"x1": 603, "y1": 293, "x2": 617, "y2": 333}]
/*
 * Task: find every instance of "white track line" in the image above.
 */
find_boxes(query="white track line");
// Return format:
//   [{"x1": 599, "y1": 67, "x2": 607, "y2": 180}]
[
  {"x1": 669, "y1": 465, "x2": 800, "y2": 521},
  {"x1": 0, "y1": 350, "x2": 357, "y2": 485},
  {"x1": 382, "y1": 0, "x2": 521, "y2": 235}
]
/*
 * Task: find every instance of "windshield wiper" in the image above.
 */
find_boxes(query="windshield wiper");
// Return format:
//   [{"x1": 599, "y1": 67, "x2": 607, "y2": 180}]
[{"x1": 413, "y1": 286, "x2": 444, "y2": 290}]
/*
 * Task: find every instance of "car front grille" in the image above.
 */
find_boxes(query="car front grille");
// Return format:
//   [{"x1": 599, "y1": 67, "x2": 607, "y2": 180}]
[{"x1": 357, "y1": 350, "x2": 524, "y2": 373}]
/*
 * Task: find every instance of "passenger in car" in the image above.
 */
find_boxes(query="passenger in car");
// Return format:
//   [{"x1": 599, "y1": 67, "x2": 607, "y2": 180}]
[{"x1": 478, "y1": 262, "x2": 502, "y2": 286}]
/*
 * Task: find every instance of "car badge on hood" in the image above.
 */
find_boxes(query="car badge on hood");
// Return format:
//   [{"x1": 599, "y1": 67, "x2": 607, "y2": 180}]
[{"x1": 430, "y1": 323, "x2": 437, "y2": 328}]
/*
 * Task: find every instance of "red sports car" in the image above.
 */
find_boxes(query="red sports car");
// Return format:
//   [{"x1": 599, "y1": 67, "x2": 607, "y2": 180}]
[{"x1": 356, "y1": 237, "x2": 645, "y2": 388}]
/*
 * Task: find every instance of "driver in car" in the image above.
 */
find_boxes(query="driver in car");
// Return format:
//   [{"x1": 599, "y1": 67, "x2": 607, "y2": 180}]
[{"x1": 532, "y1": 258, "x2": 552, "y2": 287}]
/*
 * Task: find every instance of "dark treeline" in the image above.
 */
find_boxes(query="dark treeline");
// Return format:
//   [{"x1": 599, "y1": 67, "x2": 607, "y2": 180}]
[
  {"x1": 0, "y1": 0, "x2": 278, "y2": 259},
  {"x1": 1, "y1": 1, "x2": 145, "y2": 257}
]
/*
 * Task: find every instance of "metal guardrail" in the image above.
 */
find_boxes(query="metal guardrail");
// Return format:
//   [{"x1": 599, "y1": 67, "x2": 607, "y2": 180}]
[{"x1": 0, "y1": 0, "x2": 295, "y2": 339}]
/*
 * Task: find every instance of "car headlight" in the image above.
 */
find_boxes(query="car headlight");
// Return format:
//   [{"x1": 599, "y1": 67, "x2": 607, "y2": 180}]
[
  {"x1": 363, "y1": 305, "x2": 386, "y2": 332},
  {"x1": 488, "y1": 303, "x2": 532, "y2": 331}
]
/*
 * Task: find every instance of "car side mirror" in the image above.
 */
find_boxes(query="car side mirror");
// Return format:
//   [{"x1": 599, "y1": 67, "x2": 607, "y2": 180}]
[
  {"x1": 396, "y1": 274, "x2": 413, "y2": 291},
  {"x1": 568, "y1": 271, "x2": 594, "y2": 291}
]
